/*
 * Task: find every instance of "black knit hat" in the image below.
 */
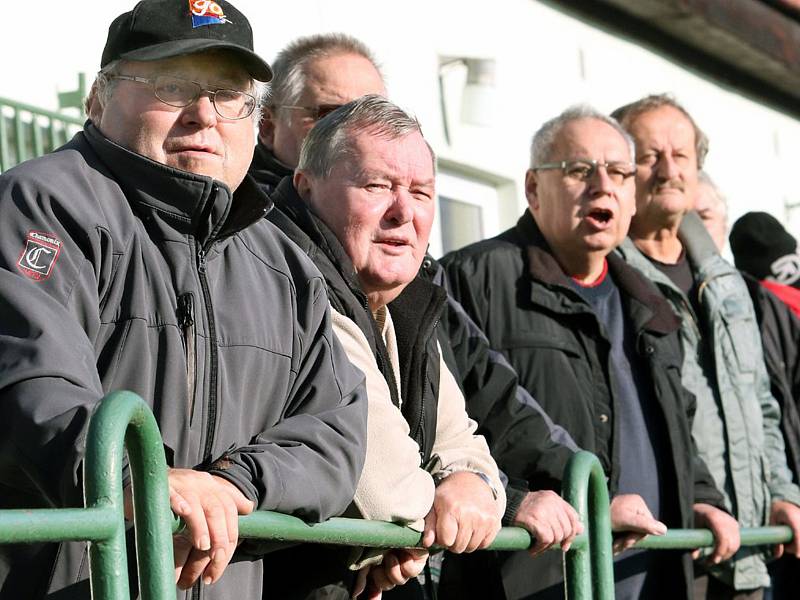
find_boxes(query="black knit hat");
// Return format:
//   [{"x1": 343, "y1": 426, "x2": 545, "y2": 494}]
[
  {"x1": 101, "y1": 0, "x2": 272, "y2": 81},
  {"x1": 729, "y1": 211, "x2": 800, "y2": 287}
]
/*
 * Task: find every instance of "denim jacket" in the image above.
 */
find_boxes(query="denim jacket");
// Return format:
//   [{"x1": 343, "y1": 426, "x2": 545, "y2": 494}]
[{"x1": 618, "y1": 212, "x2": 800, "y2": 590}]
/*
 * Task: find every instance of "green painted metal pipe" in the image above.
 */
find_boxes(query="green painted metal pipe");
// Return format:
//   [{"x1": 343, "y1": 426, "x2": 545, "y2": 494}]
[
  {"x1": 0, "y1": 507, "x2": 117, "y2": 544},
  {"x1": 0, "y1": 96, "x2": 85, "y2": 125},
  {"x1": 562, "y1": 454, "x2": 592, "y2": 600},
  {"x1": 633, "y1": 526, "x2": 793, "y2": 549},
  {"x1": 83, "y1": 391, "x2": 175, "y2": 600}
]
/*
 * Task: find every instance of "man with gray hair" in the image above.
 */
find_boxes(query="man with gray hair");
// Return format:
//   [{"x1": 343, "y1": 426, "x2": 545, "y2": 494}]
[
  {"x1": 613, "y1": 94, "x2": 800, "y2": 600},
  {"x1": 265, "y1": 94, "x2": 512, "y2": 599},
  {"x1": 441, "y1": 105, "x2": 735, "y2": 599},
  {"x1": 0, "y1": 2, "x2": 369, "y2": 598},
  {"x1": 253, "y1": 32, "x2": 587, "y2": 587},
  {"x1": 694, "y1": 171, "x2": 728, "y2": 252},
  {"x1": 249, "y1": 33, "x2": 386, "y2": 194}
]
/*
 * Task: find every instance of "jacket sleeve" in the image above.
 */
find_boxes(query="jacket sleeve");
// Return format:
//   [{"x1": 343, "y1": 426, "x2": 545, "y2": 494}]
[
  {"x1": 430, "y1": 348, "x2": 507, "y2": 520},
  {"x1": 325, "y1": 307, "x2": 434, "y2": 531},
  {"x1": 431, "y1": 255, "x2": 578, "y2": 493},
  {"x1": 755, "y1": 344, "x2": 800, "y2": 505},
  {"x1": 0, "y1": 166, "x2": 112, "y2": 509},
  {"x1": 208, "y1": 283, "x2": 368, "y2": 523}
]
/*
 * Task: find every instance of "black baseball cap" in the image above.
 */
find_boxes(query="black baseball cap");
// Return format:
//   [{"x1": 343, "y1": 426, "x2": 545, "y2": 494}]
[{"x1": 101, "y1": 0, "x2": 272, "y2": 81}]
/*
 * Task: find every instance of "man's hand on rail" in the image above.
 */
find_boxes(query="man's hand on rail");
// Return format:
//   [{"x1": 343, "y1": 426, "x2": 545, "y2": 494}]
[
  {"x1": 352, "y1": 548, "x2": 429, "y2": 599},
  {"x1": 166, "y1": 468, "x2": 255, "y2": 589},
  {"x1": 422, "y1": 471, "x2": 500, "y2": 553},
  {"x1": 691, "y1": 502, "x2": 740, "y2": 563},
  {"x1": 770, "y1": 499, "x2": 800, "y2": 558},
  {"x1": 609, "y1": 494, "x2": 667, "y2": 554},
  {"x1": 512, "y1": 490, "x2": 584, "y2": 556}
]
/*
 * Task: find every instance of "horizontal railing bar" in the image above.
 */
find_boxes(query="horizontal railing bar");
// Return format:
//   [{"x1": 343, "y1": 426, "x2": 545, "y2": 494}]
[
  {"x1": 0, "y1": 506, "x2": 118, "y2": 543},
  {"x1": 633, "y1": 526, "x2": 792, "y2": 549},
  {"x1": 0, "y1": 97, "x2": 84, "y2": 126},
  {"x1": 172, "y1": 511, "x2": 588, "y2": 552}
]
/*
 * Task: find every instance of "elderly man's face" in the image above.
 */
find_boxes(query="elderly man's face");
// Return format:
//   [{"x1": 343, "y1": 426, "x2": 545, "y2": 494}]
[
  {"x1": 627, "y1": 105, "x2": 699, "y2": 224},
  {"x1": 261, "y1": 52, "x2": 386, "y2": 168},
  {"x1": 695, "y1": 181, "x2": 727, "y2": 251},
  {"x1": 527, "y1": 118, "x2": 636, "y2": 262},
  {"x1": 297, "y1": 128, "x2": 435, "y2": 307},
  {"x1": 95, "y1": 52, "x2": 256, "y2": 190}
]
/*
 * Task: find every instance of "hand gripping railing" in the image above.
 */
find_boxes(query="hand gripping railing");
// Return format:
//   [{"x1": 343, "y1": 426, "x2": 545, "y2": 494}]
[{"x1": 0, "y1": 392, "x2": 794, "y2": 599}]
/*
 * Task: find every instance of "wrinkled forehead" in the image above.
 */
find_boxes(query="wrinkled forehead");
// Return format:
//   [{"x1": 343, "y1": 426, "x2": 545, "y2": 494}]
[
  {"x1": 552, "y1": 118, "x2": 632, "y2": 160},
  {"x1": 123, "y1": 51, "x2": 252, "y2": 86},
  {"x1": 349, "y1": 128, "x2": 435, "y2": 179}
]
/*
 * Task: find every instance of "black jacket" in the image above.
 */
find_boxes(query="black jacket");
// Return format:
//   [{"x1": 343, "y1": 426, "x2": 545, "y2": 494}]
[
  {"x1": 742, "y1": 273, "x2": 800, "y2": 486},
  {"x1": 441, "y1": 211, "x2": 724, "y2": 599},
  {"x1": 249, "y1": 141, "x2": 292, "y2": 196}
]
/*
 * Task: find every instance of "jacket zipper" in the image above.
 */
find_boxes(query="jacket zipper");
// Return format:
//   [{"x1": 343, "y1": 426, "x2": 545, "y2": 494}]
[
  {"x1": 178, "y1": 292, "x2": 197, "y2": 424},
  {"x1": 197, "y1": 247, "x2": 219, "y2": 465}
]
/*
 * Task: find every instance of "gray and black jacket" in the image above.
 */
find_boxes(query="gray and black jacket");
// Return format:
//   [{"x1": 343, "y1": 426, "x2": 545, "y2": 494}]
[{"x1": 0, "y1": 123, "x2": 368, "y2": 599}]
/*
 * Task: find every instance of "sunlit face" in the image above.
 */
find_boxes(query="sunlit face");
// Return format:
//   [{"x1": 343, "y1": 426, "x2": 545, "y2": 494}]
[
  {"x1": 627, "y1": 105, "x2": 699, "y2": 224},
  {"x1": 94, "y1": 53, "x2": 256, "y2": 191},
  {"x1": 296, "y1": 128, "x2": 435, "y2": 308},
  {"x1": 527, "y1": 118, "x2": 636, "y2": 263},
  {"x1": 261, "y1": 52, "x2": 386, "y2": 168},
  {"x1": 695, "y1": 181, "x2": 728, "y2": 251}
]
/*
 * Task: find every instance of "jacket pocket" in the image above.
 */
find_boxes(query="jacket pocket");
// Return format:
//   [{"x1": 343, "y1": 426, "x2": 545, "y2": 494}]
[
  {"x1": 719, "y1": 297, "x2": 758, "y2": 376},
  {"x1": 500, "y1": 333, "x2": 582, "y2": 356}
]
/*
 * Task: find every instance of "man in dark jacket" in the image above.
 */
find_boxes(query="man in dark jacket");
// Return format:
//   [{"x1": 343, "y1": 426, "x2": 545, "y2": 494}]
[
  {"x1": 0, "y1": 2, "x2": 368, "y2": 598},
  {"x1": 249, "y1": 33, "x2": 583, "y2": 558},
  {"x1": 442, "y1": 105, "x2": 736, "y2": 599}
]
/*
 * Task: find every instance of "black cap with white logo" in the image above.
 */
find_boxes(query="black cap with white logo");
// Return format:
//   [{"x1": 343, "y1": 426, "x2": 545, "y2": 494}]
[{"x1": 101, "y1": 0, "x2": 272, "y2": 81}]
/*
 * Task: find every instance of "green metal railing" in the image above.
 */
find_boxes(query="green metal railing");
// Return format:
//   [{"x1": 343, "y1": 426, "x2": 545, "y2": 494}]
[
  {"x1": 0, "y1": 391, "x2": 792, "y2": 599},
  {"x1": 0, "y1": 96, "x2": 83, "y2": 173}
]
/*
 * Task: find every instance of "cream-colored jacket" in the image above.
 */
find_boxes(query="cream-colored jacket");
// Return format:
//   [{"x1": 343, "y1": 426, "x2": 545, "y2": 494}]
[{"x1": 331, "y1": 305, "x2": 506, "y2": 532}]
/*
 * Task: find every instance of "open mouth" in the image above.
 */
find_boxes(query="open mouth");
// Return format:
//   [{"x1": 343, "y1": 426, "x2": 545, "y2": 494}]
[{"x1": 587, "y1": 208, "x2": 613, "y2": 224}]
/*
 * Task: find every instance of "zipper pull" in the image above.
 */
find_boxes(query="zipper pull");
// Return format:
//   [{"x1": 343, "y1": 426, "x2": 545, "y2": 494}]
[{"x1": 197, "y1": 248, "x2": 207, "y2": 273}]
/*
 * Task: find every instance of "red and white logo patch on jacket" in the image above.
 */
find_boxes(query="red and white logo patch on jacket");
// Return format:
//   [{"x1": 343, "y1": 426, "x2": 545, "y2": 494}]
[{"x1": 17, "y1": 231, "x2": 63, "y2": 281}]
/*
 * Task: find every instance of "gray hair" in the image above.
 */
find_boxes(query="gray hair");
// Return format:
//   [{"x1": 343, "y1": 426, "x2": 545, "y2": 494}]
[
  {"x1": 697, "y1": 171, "x2": 728, "y2": 218},
  {"x1": 611, "y1": 93, "x2": 709, "y2": 168},
  {"x1": 530, "y1": 104, "x2": 635, "y2": 168},
  {"x1": 85, "y1": 55, "x2": 267, "y2": 122},
  {"x1": 266, "y1": 33, "x2": 383, "y2": 108},
  {"x1": 297, "y1": 94, "x2": 432, "y2": 179}
]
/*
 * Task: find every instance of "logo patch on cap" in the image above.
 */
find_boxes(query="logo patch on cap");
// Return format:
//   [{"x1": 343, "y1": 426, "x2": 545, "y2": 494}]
[
  {"x1": 17, "y1": 231, "x2": 63, "y2": 281},
  {"x1": 190, "y1": 0, "x2": 231, "y2": 27}
]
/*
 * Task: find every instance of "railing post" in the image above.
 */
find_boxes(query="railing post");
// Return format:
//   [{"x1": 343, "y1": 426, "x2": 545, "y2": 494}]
[
  {"x1": 83, "y1": 390, "x2": 175, "y2": 600},
  {"x1": 563, "y1": 451, "x2": 614, "y2": 600}
]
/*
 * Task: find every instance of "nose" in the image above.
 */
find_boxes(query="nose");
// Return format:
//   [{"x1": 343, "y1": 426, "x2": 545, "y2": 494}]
[
  {"x1": 655, "y1": 152, "x2": 680, "y2": 181},
  {"x1": 587, "y1": 164, "x2": 615, "y2": 197},
  {"x1": 180, "y1": 93, "x2": 218, "y2": 128},
  {"x1": 384, "y1": 189, "x2": 415, "y2": 225}
]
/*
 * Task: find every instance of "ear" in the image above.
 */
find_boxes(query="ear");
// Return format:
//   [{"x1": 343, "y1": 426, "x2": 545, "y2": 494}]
[
  {"x1": 525, "y1": 169, "x2": 540, "y2": 211},
  {"x1": 258, "y1": 107, "x2": 277, "y2": 149},
  {"x1": 85, "y1": 82, "x2": 105, "y2": 125},
  {"x1": 294, "y1": 170, "x2": 313, "y2": 203}
]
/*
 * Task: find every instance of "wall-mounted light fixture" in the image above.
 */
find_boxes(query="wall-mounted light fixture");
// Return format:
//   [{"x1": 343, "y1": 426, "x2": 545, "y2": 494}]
[{"x1": 438, "y1": 56, "x2": 497, "y2": 144}]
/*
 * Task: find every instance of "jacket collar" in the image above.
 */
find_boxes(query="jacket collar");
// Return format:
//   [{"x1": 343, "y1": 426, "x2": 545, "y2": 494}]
[
  {"x1": 84, "y1": 121, "x2": 271, "y2": 248},
  {"x1": 517, "y1": 210, "x2": 679, "y2": 334},
  {"x1": 250, "y1": 142, "x2": 293, "y2": 190},
  {"x1": 270, "y1": 176, "x2": 366, "y2": 297}
]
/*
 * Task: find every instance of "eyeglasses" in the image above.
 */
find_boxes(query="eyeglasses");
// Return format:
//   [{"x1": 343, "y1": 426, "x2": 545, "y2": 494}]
[
  {"x1": 532, "y1": 159, "x2": 636, "y2": 185},
  {"x1": 112, "y1": 74, "x2": 257, "y2": 120},
  {"x1": 274, "y1": 104, "x2": 343, "y2": 121}
]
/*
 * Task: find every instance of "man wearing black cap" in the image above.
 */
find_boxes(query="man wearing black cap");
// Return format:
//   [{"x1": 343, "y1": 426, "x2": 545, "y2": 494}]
[{"x1": 0, "y1": 1, "x2": 368, "y2": 598}]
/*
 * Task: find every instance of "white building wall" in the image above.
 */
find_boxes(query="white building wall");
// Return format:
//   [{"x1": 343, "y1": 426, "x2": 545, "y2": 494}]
[{"x1": 3, "y1": 0, "x2": 799, "y2": 252}]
